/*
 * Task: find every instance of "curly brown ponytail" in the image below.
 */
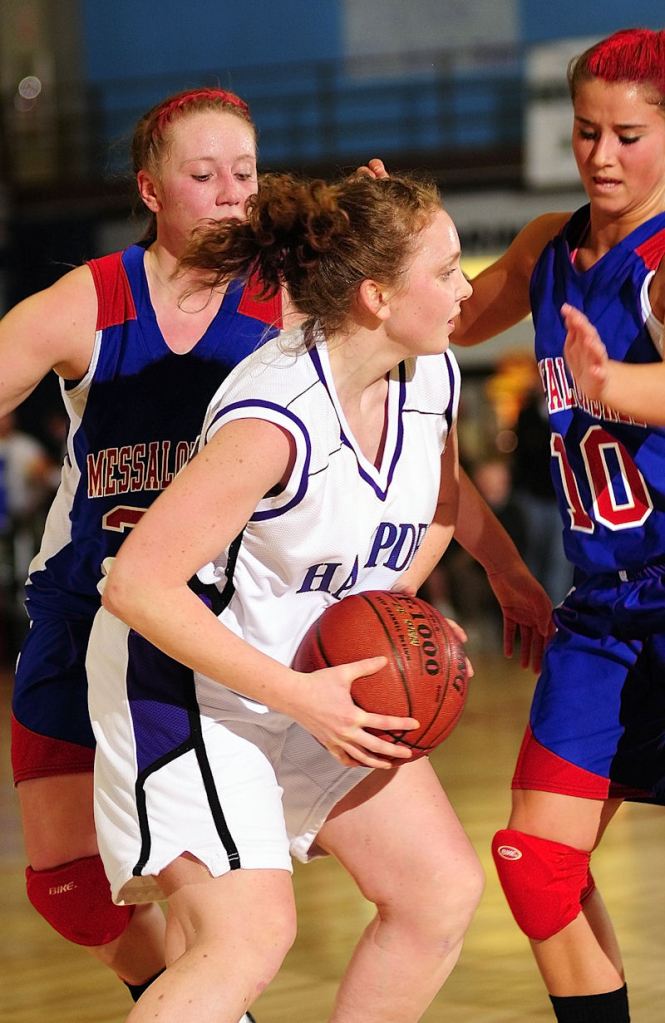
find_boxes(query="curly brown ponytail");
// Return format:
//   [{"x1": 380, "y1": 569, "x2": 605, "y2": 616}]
[{"x1": 180, "y1": 171, "x2": 442, "y2": 338}]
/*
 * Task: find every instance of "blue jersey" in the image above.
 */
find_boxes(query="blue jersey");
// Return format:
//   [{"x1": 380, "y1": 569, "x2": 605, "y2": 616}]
[
  {"x1": 530, "y1": 205, "x2": 665, "y2": 575},
  {"x1": 24, "y1": 244, "x2": 281, "y2": 620}
]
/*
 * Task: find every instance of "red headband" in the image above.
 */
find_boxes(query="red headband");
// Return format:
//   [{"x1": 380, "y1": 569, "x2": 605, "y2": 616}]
[{"x1": 153, "y1": 88, "x2": 251, "y2": 139}]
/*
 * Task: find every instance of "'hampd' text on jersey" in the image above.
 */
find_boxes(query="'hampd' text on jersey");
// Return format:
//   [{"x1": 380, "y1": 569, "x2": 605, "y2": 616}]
[{"x1": 297, "y1": 521, "x2": 428, "y2": 600}]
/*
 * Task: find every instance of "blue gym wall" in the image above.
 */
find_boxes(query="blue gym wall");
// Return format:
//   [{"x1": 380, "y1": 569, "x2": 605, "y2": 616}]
[
  {"x1": 78, "y1": 1, "x2": 664, "y2": 173},
  {"x1": 82, "y1": 0, "x2": 664, "y2": 78},
  {"x1": 519, "y1": 0, "x2": 663, "y2": 43},
  {"x1": 81, "y1": 0, "x2": 342, "y2": 80}
]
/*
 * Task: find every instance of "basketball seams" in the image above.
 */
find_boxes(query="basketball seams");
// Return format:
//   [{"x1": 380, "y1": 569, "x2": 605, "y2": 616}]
[
  {"x1": 426, "y1": 617, "x2": 467, "y2": 746},
  {"x1": 293, "y1": 591, "x2": 467, "y2": 758},
  {"x1": 355, "y1": 593, "x2": 413, "y2": 720},
  {"x1": 314, "y1": 624, "x2": 333, "y2": 669}
]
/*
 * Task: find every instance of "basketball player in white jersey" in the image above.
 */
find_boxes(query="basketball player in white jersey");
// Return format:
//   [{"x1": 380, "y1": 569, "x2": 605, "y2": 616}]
[{"x1": 86, "y1": 172, "x2": 547, "y2": 1023}]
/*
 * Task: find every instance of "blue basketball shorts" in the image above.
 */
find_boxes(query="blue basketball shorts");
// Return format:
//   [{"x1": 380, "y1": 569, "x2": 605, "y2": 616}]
[
  {"x1": 513, "y1": 561, "x2": 665, "y2": 803},
  {"x1": 11, "y1": 616, "x2": 96, "y2": 783}
]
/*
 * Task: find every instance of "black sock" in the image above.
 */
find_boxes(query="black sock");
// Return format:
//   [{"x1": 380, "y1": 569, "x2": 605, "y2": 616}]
[
  {"x1": 550, "y1": 984, "x2": 629, "y2": 1022},
  {"x1": 123, "y1": 967, "x2": 166, "y2": 1002}
]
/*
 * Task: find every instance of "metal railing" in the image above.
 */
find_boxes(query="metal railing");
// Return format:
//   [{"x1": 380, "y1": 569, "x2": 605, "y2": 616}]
[{"x1": 1, "y1": 43, "x2": 527, "y2": 199}]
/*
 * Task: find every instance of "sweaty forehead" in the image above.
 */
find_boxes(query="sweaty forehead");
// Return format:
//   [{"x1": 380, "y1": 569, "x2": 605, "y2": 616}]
[
  {"x1": 574, "y1": 77, "x2": 664, "y2": 119},
  {"x1": 164, "y1": 109, "x2": 257, "y2": 158},
  {"x1": 429, "y1": 209, "x2": 459, "y2": 250}
]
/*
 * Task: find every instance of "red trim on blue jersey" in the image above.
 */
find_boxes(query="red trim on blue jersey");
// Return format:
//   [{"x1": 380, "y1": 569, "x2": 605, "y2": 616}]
[
  {"x1": 11, "y1": 714, "x2": 94, "y2": 785},
  {"x1": 635, "y1": 227, "x2": 665, "y2": 271},
  {"x1": 87, "y1": 251, "x2": 137, "y2": 330},
  {"x1": 238, "y1": 269, "x2": 283, "y2": 327},
  {"x1": 511, "y1": 725, "x2": 651, "y2": 801}
]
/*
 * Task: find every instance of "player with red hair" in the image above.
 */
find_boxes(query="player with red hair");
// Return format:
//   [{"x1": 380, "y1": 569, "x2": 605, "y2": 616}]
[{"x1": 449, "y1": 26, "x2": 665, "y2": 1023}]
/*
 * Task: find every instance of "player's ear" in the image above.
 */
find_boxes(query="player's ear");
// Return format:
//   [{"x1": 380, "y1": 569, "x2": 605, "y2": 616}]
[
  {"x1": 137, "y1": 169, "x2": 162, "y2": 214},
  {"x1": 358, "y1": 279, "x2": 391, "y2": 321}
]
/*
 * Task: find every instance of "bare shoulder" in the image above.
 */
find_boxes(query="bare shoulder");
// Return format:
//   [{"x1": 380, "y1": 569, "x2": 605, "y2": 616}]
[
  {"x1": 3, "y1": 264, "x2": 98, "y2": 379},
  {"x1": 505, "y1": 212, "x2": 570, "y2": 274},
  {"x1": 33, "y1": 263, "x2": 98, "y2": 331},
  {"x1": 453, "y1": 212, "x2": 570, "y2": 346}
]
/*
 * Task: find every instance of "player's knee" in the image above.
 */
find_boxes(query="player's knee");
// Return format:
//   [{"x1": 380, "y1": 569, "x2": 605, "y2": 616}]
[
  {"x1": 427, "y1": 854, "x2": 485, "y2": 931},
  {"x1": 261, "y1": 898, "x2": 297, "y2": 964},
  {"x1": 376, "y1": 851, "x2": 484, "y2": 950},
  {"x1": 215, "y1": 899, "x2": 296, "y2": 994},
  {"x1": 423, "y1": 861, "x2": 484, "y2": 951},
  {"x1": 492, "y1": 828, "x2": 594, "y2": 941},
  {"x1": 26, "y1": 855, "x2": 134, "y2": 946}
]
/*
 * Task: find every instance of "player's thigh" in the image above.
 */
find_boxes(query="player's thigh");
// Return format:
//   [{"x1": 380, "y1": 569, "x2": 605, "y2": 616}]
[
  {"x1": 18, "y1": 772, "x2": 98, "y2": 868},
  {"x1": 318, "y1": 758, "x2": 482, "y2": 906},
  {"x1": 160, "y1": 855, "x2": 296, "y2": 952},
  {"x1": 509, "y1": 788, "x2": 623, "y2": 852}
]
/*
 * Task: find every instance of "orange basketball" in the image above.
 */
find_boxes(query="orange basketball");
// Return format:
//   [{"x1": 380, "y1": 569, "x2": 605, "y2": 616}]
[{"x1": 292, "y1": 590, "x2": 468, "y2": 758}]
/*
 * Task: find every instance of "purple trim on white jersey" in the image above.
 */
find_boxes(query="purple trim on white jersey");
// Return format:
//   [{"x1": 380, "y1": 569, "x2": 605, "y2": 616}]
[
  {"x1": 308, "y1": 347, "x2": 407, "y2": 502},
  {"x1": 206, "y1": 399, "x2": 312, "y2": 521},
  {"x1": 443, "y1": 352, "x2": 457, "y2": 431}
]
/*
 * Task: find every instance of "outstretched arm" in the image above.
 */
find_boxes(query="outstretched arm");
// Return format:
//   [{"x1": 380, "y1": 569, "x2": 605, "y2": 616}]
[
  {"x1": 0, "y1": 266, "x2": 97, "y2": 415},
  {"x1": 563, "y1": 301, "x2": 665, "y2": 425},
  {"x1": 398, "y1": 458, "x2": 553, "y2": 672},
  {"x1": 453, "y1": 470, "x2": 554, "y2": 672}
]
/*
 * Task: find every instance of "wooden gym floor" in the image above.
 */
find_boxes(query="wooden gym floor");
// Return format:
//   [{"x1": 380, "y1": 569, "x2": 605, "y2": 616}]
[{"x1": 2, "y1": 650, "x2": 665, "y2": 1022}]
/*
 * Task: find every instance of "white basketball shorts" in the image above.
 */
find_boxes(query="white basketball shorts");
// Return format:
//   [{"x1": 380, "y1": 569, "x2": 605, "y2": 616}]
[{"x1": 87, "y1": 607, "x2": 370, "y2": 905}]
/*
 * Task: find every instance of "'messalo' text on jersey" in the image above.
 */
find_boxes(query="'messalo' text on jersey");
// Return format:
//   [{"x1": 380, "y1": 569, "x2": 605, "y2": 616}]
[{"x1": 87, "y1": 439, "x2": 199, "y2": 498}]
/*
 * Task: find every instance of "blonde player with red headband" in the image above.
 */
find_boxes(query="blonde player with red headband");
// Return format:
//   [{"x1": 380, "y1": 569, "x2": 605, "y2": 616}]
[{"x1": 1, "y1": 86, "x2": 273, "y2": 1019}]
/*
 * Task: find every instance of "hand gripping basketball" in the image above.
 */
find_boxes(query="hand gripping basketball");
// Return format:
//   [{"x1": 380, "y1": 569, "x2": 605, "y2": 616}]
[{"x1": 293, "y1": 590, "x2": 469, "y2": 760}]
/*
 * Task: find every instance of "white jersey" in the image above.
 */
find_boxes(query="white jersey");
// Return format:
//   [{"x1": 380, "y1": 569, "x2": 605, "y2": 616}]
[
  {"x1": 194, "y1": 326, "x2": 460, "y2": 710},
  {"x1": 88, "y1": 325, "x2": 460, "y2": 904}
]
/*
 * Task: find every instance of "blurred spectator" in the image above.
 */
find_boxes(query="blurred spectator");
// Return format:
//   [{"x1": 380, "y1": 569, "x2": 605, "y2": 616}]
[
  {"x1": 511, "y1": 386, "x2": 573, "y2": 605},
  {"x1": 43, "y1": 408, "x2": 69, "y2": 464},
  {"x1": 0, "y1": 412, "x2": 57, "y2": 661}
]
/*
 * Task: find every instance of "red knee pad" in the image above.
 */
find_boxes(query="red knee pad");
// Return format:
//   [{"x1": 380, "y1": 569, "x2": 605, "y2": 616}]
[
  {"x1": 26, "y1": 855, "x2": 134, "y2": 946},
  {"x1": 492, "y1": 829, "x2": 591, "y2": 941}
]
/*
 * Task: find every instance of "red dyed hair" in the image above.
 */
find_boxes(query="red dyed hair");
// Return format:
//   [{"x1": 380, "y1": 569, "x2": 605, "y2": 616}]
[{"x1": 568, "y1": 28, "x2": 665, "y2": 102}]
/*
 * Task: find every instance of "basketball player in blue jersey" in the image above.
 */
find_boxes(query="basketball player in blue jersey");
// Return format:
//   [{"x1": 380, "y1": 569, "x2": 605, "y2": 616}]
[
  {"x1": 411, "y1": 27, "x2": 664, "y2": 1023},
  {"x1": 84, "y1": 171, "x2": 552, "y2": 1023},
  {"x1": 0, "y1": 86, "x2": 275, "y2": 1020}
]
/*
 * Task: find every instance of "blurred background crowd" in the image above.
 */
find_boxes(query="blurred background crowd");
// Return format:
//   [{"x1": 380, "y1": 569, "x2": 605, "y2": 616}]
[{"x1": 1, "y1": 0, "x2": 662, "y2": 664}]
